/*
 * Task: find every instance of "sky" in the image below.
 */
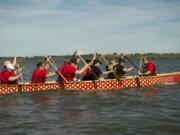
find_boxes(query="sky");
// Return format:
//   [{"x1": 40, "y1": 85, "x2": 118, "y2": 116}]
[{"x1": 0, "y1": 0, "x2": 180, "y2": 56}]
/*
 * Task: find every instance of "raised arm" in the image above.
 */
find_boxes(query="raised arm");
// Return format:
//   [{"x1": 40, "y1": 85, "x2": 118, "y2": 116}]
[
  {"x1": 12, "y1": 57, "x2": 17, "y2": 67},
  {"x1": 75, "y1": 64, "x2": 89, "y2": 74},
  {"x1": 102, "y1": 70, "x2": 113, "y2": 75},
  {"x1": 9, "y1": 74, "x2": 21, "y2": 81},
  {"x1": 46, "y1": 72, "x2": 56, "y2": 77},
  {"x1": 88, "y1": 52, "x2": 97, "y2": 66},
  {"x1": 123, "y1": 67, "x2": 134, "y2": 73}
]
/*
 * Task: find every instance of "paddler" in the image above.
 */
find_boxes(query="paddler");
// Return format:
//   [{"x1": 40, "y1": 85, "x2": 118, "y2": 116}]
[
  {"x1": 105, "y1": 60, "x2": 117, "y2": 79},
  {"x1": 138, "y1": 56, "x2": 156, "y2": 76},
  {"x1": 85, "y1": 59, "x2": 113, "y2": 80},
  {"x1": 0, "y1": 57, "x2": 22, "y2": 84},
  {"x1": 57, "y1": 51, "x2": 89, "y2": 82},
  {"x1": 82, "y1": 52, "x2": 97, "y2": 81},
  {"x1": 114, "y1": 57, "x2": 134, "y2": 78},
  {"x1": 31, "y1": 57, "x2": 56, "y2": 83},
  {"x1": 82, "y1": 59, "x2": 92, "y2": 81}
]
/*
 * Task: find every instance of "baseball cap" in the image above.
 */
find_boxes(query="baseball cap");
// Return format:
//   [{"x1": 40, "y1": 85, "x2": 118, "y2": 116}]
[{"x1": 4, "y1": 61, "x2": 15, "y2": 70}]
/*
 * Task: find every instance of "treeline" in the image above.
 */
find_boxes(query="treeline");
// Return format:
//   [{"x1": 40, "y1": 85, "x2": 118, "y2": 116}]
[
  {"x1": 104, "y1": 53, "x2": 180, "y2": 61},
  {"x1": 0, "y1": 53, "x2": 180, "y2": 62}
]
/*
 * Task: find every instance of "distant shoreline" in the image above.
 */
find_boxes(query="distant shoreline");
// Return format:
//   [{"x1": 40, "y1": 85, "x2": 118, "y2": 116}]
[{"x1": 0, "y1": 53, "x2": 180, "y2": 62}]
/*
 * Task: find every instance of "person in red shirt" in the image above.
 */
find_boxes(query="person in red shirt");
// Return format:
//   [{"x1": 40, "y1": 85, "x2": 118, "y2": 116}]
[
  {"x1": 31, "y1": 61, "x2": 56, "y2": 83},
  {"x1": 0, "y1": 61, "x2": 21, "y2": 84},
  {"x1": 138, "y1": 56, "x2": 156, "y2": 76},
  {"x1": 58, "y1": 51, "x2": 89, "y2": 82}
]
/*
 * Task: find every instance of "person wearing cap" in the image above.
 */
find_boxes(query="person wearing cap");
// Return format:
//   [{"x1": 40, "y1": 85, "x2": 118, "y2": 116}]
[
  {"x1": 86, "y1": 59, "x2": 113, "y2": 81},
  {"x1": 31, "y1": 58, "x2": 56, "y2": 83},
  {"x1": 0, "y1": 60, "x2": 21, "y2": 84},
  {"x1": 138, "y1": 56, "x2": 156, "y2": 76},
  {"x1": 58, "y1": 51, "x2": 89, "y2": 82},
  {"x1": 114, "y1": 58, "x2": 134, "y2": 78}
]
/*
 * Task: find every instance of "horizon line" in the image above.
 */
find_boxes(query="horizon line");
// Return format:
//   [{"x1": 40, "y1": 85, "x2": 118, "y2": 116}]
[{"x1": 0, "y1": 52, "x2": 180, "y2": 58}]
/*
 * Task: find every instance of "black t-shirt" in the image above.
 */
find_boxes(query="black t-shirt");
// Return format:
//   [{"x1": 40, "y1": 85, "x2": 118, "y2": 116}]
[
  {"x1": 106, "y1": 65, "x2": 114, "y2": 79},
  {"x1": 90, "y1": 65, "x2": 102, "y2": 80},
  {"x1": 114, "y1": 64, "x2": 125, "y2": 77}
]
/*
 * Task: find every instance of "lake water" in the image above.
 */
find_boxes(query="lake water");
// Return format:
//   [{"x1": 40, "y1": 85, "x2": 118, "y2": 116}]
[{"x1": 0, "y1": 59, "x2": 180, "y2": 135}]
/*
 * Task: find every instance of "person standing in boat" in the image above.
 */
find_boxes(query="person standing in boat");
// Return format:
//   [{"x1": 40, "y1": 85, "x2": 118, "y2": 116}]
[
  {"x1": 114, "y1": 58, "x2": 134, "y2": 78},
  {"x1": 138, "y1": 56, "x2": 156, "y2": 76},
  {"x1": 0, "y1": 59, "x2": 22, "y2": 84},
  {"x1": 31, "y1": 57, "x2": 56, "y2": 83},
  {"x1": 58, "y1": 51, "x2": 89, "y2": 82}
]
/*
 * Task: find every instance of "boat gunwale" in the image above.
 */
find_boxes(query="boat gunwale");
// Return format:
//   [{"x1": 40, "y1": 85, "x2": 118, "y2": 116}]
[{"x1": 0, "y1": 72, "x2": 180, "y2": 87}]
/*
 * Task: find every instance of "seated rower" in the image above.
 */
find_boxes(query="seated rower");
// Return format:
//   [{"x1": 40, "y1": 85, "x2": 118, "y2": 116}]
[
  {"x1": 0, "y1": 60, "x2": 21, "y2": 84},
  {"x1": 58, "y1": 51, "x2": 89, "y2": 82},
  {"x1": 31, "y1": 58, "x2": 56, "y2": 83},
  {"x1": 138, "y1": 56, "x2": 156, "y2": 76},
  {"x1": 85, "y1": 59, "x2": 113, "y2": 81},
  {"x1": 82, "y1": 53, "x2": 97, "y2": 81},
  {"x1": 82, "y1": 59, "x2": 92, "y2": 81},
  {"x1": 106, "y1": 60, "x2": 117, "y2": 79},
  {"x1": 114, "y1": 58, "x2": 134, "y2": 78}
]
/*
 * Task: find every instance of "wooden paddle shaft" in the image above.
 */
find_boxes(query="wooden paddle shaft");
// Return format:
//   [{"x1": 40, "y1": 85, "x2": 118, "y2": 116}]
[
  {"x1": 125, "y1": 57, "x2": 139, "y2": 70},
  {"x1": 48, "y1": 59, "x2": 68, "y2": 83},
  {"x1": 101, "y1": 55, "x2": 122, "y2": 82},
  {"x1": 101, "y1": 55, "x2": 109, "y2": 65},
  {"x1": 138, "y1": 56, "x2": 143, "y2": 73},
  {"x1": 78, "y1": 55, "x2": 99, "y2": 80}
]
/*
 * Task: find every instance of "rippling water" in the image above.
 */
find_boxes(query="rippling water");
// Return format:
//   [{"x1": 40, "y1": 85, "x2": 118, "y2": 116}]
[{"x1": 0, "y1": 59, "x2": 180, "y2": 135}]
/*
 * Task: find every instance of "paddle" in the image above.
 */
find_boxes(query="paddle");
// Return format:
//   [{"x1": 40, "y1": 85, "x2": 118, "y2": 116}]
[
  {"x1": 135, "y1": 56, "x2": 144, "y2": 87},
  {"x1": 138, "y1": 56, "x2": 143, "y2": 73},
  {"x1": 124, "y1": 56, "x2": 139, "y2": 71},
  {"x1": 16, "y1": 66, "x2": 24, "y2": 84},
  {"x1": 78, "y1": 55, "x2": 100, "y2": 80},
  {"x1": 22, "y1": 66, "x2": 30, "y2": 74},
  {"x1": 49, "y1": 56, "x2": 58, "y2": 68},
  {"x1": 100, "y1": 54, "x2": 121, "y2": 82},
  {"x1": 100, "y1": 55, "x2": 109, "y2": 65},
  {"x1": 20, "y1": 73, "x2": 24, "y2": 84},
  {"x1": 47, "y1": 57, "x2": 68, "y2": 83},
  {"x1": 16, "y1": 59, "x2": 25, "y2": 84}
]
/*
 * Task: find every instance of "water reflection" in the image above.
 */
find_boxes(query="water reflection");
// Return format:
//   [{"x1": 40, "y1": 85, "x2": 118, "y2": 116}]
[{"x1": 0, "y1": 86, "x2": 180, "y2": 135}]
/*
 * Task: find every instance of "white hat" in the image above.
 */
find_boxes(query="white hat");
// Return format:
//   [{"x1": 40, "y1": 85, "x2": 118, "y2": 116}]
[{"x1": 4, "y1": 61, "x2": 15, "y2": 70}]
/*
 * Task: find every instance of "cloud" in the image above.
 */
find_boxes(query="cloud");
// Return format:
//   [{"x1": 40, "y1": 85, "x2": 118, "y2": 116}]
[{"x1": 0, "y1": 0, "x2": 180, "y2": 56}]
